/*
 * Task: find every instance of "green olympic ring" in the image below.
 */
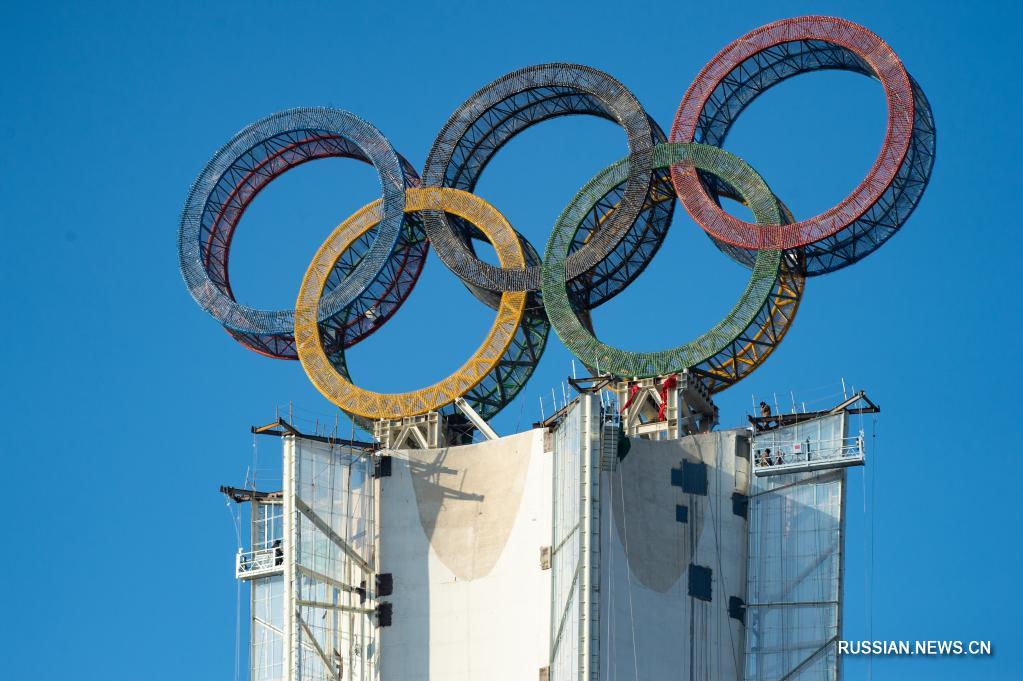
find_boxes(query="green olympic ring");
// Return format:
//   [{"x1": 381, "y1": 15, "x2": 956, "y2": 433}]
[{"x1": 541, "y1": 143, "x2": 789, "y2": 380}]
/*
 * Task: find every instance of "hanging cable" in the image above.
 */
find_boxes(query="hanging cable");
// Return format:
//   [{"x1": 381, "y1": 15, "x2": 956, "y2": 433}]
[
  {"x1": 606, "y1": 448, "x2": 616, "y2": 681},
  {"x1": 616, "y1": 465, "x2": 640, "y2": 681},
  {"x1": 868, "y1": 412, "x2": 879, "y2": 681},
  {"x1": 704, "y1": 432, "x2": 741, "y2": 673},
  {"x1": 251, "y1": 431, "x2": 259, "y2": 491},
  {"x1": 224, "y1": 498, "x2": 244, "y2": 681}
]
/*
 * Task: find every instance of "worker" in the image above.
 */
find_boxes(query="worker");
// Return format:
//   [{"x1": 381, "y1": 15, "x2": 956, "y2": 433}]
[
  {"x1": 273, "y1": 538, "x2": 283, "y2": 566},
  {"x1": 763, "y1": 448, "x2": 773, "y2": 466},
  {"x1": 759, "y1": 401, "x2": 772, "y2": 418},
  {"x1": 756, "y1": 449, "x2": 770, "y2": 467},
  {"x1": 334, "y1": 648, "x2": 344, "y2": 679}
]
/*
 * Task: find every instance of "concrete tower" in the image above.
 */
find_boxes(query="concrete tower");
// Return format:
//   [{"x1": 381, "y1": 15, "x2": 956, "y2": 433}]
[{"x1": 226, "y1": 386, "x2": 872, "y2": 681}]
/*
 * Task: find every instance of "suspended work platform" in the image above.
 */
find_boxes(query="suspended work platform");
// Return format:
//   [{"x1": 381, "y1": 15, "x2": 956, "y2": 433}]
[
  {"x1": 750, "y1": 391, "x2": 879, "y2": 477},
  {"x1": 221, "y1": 485, "x2": 285, "y2": 579},
  {"x1": 235, "y1": 545, "x2": 284, "y2": 579}
]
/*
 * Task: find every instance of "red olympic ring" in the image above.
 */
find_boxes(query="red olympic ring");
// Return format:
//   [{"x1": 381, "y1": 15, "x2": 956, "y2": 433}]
[{"x1": 670, "y1": 16, "x2": 915, "y2": 250}]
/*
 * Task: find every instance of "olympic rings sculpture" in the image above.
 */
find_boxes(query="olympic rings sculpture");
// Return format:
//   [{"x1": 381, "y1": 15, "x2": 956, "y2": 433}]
[{"x1": 179, "y1": 16, "x2": 934, "y2": 422}]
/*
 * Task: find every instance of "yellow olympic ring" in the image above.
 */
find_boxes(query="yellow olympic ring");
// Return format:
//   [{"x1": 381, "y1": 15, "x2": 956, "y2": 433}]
[{"x1": 295, "y1": 187, "x2": 527, "y2": 419}]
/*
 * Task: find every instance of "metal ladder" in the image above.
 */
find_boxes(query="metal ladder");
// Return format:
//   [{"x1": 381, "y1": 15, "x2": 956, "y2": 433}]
[{"x1": 599, "y1": 408, "x2": 620, "y2": 471}]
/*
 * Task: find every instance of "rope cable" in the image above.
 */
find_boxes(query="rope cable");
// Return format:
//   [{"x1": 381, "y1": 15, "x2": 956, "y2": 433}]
[
  {"x1": 224, "y1": 498, "x2": 244, "y2": 681},
  {"x1": 616, "y1": 463, "x2": 640, "y2": 681},
  {"x1": 868, "y1": 413, "x2": 879, "y2": 681},
  {"x1": 606, "y1": 448, "x2": 617, "y2": 681},
  {"x1": 704, "y1": 432, "x2": 741, "y2": 673}
]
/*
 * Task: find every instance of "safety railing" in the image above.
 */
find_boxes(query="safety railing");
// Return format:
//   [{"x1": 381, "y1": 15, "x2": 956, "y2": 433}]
[
  {"x1": 235, "y1": 543, "x2": 285, "y2": 579},
  {"x1": 752, "y1": 434, "x2": 865, "y2": 476}
]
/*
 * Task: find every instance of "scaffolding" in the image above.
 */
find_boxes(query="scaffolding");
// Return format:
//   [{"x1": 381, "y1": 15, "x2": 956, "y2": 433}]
[
  {"x1": 288, "y1": 435, "x2": 377, "y2": 681},
  {"x1": 549, "y1": 395, "x2": 601, "y2": 681},
  {"x1": 225, "y1": 422, "x2": 379, "y2": 681},
  {"x1": 742, "y1": 393, "x2": 878, "y2": 680},
  {"x1": 744, "y1": 467, "x2": 845, "y2": 681}
]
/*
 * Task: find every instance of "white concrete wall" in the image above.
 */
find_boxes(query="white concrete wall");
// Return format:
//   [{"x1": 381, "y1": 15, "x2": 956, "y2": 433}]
[
  {"x1": 374, "y1": 418, "x2": 751, "y2": 681},
  {"x1": 378, "y1": 428, "x2": 551, "y2": 681},
  {"x1": 598, "y1": 429, "x2": 750, "y2": 681}
]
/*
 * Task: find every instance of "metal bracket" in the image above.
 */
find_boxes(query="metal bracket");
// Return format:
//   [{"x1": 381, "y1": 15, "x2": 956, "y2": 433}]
[
  {"x1": 615, "y1": 370, "x2": 717, "y2": 440},
  {"x1": 454, "y1": 397, "x2": 499, "y2": 440},
  {"x1": 374, "y1": 413, "x2": 441, "y2": 449}
]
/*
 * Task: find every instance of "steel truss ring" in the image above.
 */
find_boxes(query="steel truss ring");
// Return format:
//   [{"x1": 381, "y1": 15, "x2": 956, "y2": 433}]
[
  {"x1": 670, "y1": 16, "x2": 921, "y2": 255},
  {"x1": 322, "y1": 219, "x2": 550, "y2": 423},
  {"x1": 693, "y1": 41, "x2": 934, "y2": 275},
  {"x1": 542, "y1": 143, "x2": 804, "y2": 386},
  {"x1": 422, "y1": 63, "x2": 664, "y2": 297},
  {"x1": 179, "y1": 107, "x2": 420, "y2": 358},
  {"x1": 296, "y1": 188, "x2": 532, "y2": 420}
]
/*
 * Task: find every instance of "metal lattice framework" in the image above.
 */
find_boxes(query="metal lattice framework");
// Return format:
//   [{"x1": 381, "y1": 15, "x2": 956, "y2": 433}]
[
  {"x1": 422, "y1": 64, "x2": 665, "y2": 297},
  {"x1": 693, "y1": 252, "x2": 804, "y2": 392},
  {"x1": 697, "y1": 46, "x2": 935, "y2": 274},
  {"x1": 179, "y1": 108, "x2": 421, "y2": 358},
  {"x1": 318, "y1": 211, "x2": 431, "y2": 354},
  {"x1": 180, "y1": 16, "x2": 934, "y2": 422},
  {"x1": 295, "y1": 188, "x2": 529, "y2": 420},
  {"x1": 670, "y1": 16, "x2": 935, "y2": 271},
  {"x1": 541, "y1": 143, "x2": 800, "y2": 380},
  {"x1": 325, "y1": 276, "x2": 550, "y2": 424}
]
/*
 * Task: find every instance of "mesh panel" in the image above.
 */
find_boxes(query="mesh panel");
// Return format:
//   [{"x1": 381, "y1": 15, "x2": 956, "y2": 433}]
[
  {"x1": 550, "y1": 402, "x2": 584, "y2": 681},
  {"x1": 252, "y1": 576, "x2": 285, "y2": 681},
  {"x1": 292, "y1": 438, "x2": 376, "y2": 681},
  {"x1": 744, "y1": 419, "x2": 846, "y2": 680}
]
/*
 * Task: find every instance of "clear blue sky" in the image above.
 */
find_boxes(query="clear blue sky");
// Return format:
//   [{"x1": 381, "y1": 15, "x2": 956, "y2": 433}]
[{"x1": 2, "y1": 1, "x2": 1019, "y2": 678}]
